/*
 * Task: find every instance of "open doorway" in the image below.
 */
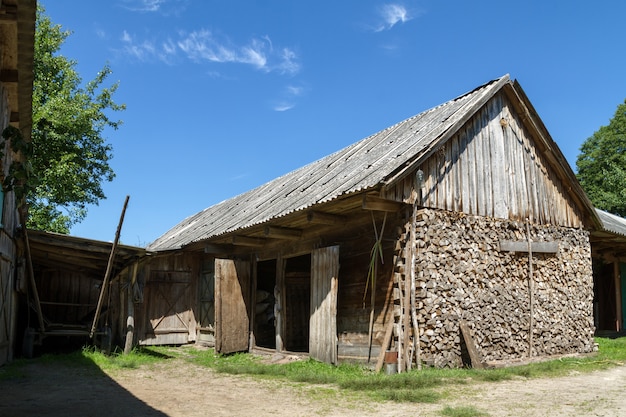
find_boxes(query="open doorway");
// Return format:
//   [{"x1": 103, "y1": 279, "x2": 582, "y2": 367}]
[
  {"x1": 254, "y1": 260, "x2": 276, "y2": 349},
  {"x1": 284, "y1": 254, "x2": 311, "y2": 352}
]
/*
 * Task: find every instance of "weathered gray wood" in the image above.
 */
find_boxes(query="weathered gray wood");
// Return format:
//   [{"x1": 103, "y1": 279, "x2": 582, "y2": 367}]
[
  {"x1": 215, "y1": 258, "x2": 251, "y2": 354},
  {"x1": 123, "y1": 262, "x2": 138, "y2": 355},
  {"x1": 309, "y1": 246, "x2": 339, "y2": 364},
  {"x1": 375, "y1": 317, "x2": 395, "y2": 372},
  {"x1": 460, "y1": 320, "x2": 484, "y2": 369},
  {"x1": 499, "y1": 240, "x2": 559, "y2": 253}
]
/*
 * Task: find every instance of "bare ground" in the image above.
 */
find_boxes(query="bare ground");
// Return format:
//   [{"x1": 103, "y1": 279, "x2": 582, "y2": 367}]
[{"x1": 1, "y1": 347, "x2": 626, "y2": 417}]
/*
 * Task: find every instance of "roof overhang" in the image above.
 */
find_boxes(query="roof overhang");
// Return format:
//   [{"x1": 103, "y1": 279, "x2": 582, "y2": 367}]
[{"x1": 27, "y1": 229, "x2": 148, "y2": 276}]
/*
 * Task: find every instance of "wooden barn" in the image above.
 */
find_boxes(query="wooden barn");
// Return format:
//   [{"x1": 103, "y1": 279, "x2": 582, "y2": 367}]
[
  {"x1": 0, "y1": 0, "x2": 35, "y2": 366},
  {"x1": 132, "y1": 74, "x2": 600, "y2": 368}
]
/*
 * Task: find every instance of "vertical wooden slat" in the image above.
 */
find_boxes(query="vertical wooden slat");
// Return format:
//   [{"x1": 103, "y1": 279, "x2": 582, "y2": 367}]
[{"x1": 310, "y1": 246, "x2": 339, "y2": 364}]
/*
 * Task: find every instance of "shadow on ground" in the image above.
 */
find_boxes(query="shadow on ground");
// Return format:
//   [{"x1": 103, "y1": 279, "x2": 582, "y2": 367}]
[{"x1": 0, "y1": 352, "x2": 167, "y2": 417}]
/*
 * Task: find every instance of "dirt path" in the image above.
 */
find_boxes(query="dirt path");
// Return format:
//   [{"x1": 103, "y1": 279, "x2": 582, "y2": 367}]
[{"x1": 1, "y1": 352, "x2": 625, "y2": 417}]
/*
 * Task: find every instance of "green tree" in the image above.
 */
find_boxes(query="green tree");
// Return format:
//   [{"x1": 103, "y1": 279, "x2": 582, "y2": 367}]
[
  {"x1": 576, "y1": 100, "x2": 626, "y2": 217},
  {"x1": 29, "y1": 6, "x2": 125, "y2": 233}
]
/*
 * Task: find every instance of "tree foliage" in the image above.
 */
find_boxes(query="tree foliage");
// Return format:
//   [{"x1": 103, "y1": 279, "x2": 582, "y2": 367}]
[
  {"x1": 576, "y1": 100, "x2": 626, "y2": 217},
  {"x1": 29, "y1": 6, "x2": 125, "y2": 233}
]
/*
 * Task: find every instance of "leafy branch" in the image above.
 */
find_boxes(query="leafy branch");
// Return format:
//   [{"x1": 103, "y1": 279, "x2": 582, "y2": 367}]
[{"x1": 1, "y1": 125, "x2": 36, "y2": 205}]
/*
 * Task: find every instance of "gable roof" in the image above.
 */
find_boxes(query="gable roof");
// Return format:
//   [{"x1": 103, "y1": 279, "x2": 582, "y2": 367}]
[{"x1": 148, "y1": 75, "x2": 598, "y2": 251}]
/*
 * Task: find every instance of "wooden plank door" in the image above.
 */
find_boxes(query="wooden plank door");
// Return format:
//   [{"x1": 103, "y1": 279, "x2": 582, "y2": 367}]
[
  {"x1": 215, "y1": 258, "x2": 251, "y2": 354},
  {"x1": 141, "y1": 270, "x2": 196, "y2": 345},
  {"x1": 196, "y1": 260, "x2": 215, "y2": 345},
  {"x1": 309, "y1": 246, "x2": 339, "y2": 364}
]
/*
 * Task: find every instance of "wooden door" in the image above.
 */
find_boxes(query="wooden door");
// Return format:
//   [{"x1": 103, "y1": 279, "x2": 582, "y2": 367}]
[
  {"x1": 196, "y1": 260, "x2": 215, "y2": 345},
  {"x1": 141, "y1": 270, "x2": 196, "y2": 345},
  {"x1": 215, "y1": 258, "x2": 251, "y2": 354},
  {"x1": 309, "y1": 246, "x2": 339, "y2": 364}
]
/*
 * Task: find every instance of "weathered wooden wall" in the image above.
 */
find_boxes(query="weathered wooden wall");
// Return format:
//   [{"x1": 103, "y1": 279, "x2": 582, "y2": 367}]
[
  {"x1": 0, "y1": 84, "x2": 19, "y2": 365},
  {"x1": 33, "y1": 269, "x2": 107, "y2": 328},
  {"x1": 413, "y1": 208, "x2": 594, "y2": 367},
  {"x1": 383, "y1": 91, "x2": 585, "y2": 228},
  {"x1": 123, "y1": 253, "x2": 201, "y2": 346},
  {"x1": 334, "y1": 212, "x2": 401, "y2": 362}
]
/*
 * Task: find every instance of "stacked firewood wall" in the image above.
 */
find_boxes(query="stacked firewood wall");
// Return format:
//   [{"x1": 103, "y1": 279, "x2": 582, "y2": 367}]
[{"x1": 411, "y1": 208, "x2": 595, "y2": 368}]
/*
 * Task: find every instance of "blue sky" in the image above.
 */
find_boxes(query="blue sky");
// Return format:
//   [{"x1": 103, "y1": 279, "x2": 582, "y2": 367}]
[{"x1": 42, "y1": 0, "x2": 626, "y2": 247}]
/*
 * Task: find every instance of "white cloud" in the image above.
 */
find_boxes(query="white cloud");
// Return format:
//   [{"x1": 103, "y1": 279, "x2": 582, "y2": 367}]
[
  {"x1": 271, "y1": 83, "x2": 307, "y2": 112},
  {"x1": 120, "y1": 30, "x2": 158, "y2": 61},
  {"x1": 121, "y1": 0, "x2": 166, "y2": 12},
  {"x1": 176, "y1": 30, "x2": 300, "y2": 74},
  {"x1": 286, "y1": 85, "x2": 303, "y2": 96},
  {"x1": 375, "y1": 4, "x2": 412, "y2": 32},
  {"x1": 273, "y1": 102, "x2": 295, "y2": 112},
  {"x1": 117, "y1": 26, "x2": 301, "y2": 75},
  {"x1": 120, "y1": 0, "x2": 189, "y2": 16}
]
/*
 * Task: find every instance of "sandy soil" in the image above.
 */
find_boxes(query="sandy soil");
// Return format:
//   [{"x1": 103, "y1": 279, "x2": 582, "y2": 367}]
[{"x1": 1, "y1": 347, "x2": 625, "y2": 417}]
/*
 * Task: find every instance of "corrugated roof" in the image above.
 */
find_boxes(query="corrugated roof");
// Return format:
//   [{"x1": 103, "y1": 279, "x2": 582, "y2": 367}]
[
  {"x1": 148, "y1": 75, "x2": 510, "y2": 251},
  {"x1": 595, "y1": 209, "x2": 626, "y2": 238}
]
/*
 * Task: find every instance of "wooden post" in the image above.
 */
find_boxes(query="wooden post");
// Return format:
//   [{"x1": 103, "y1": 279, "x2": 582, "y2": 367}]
[
  {"x1": 526, "y1": 220, "x2": 534, "y2": 357},
  {"x1": 274, "y1": 256, "x2": 285, "y2": 353},
  {"x1": 410, "y1": 199, "x2": 421, "y2": 370},
  {"x1": 90, "y1": 195, "x2": 130, "y2": 339},
  {"x1": 614, "y1": 261, "x2": 622, "y2": 331},
  {"x1": 123, "y1": 261, "x2": 138, "y2": 355}
]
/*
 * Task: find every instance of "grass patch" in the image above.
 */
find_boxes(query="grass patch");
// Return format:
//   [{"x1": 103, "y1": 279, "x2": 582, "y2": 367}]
[
  {"x1": 177, "y1": 337, "x2": 626, "y2": 404},
  {"x1": 5, "y1": 336, "x2": 625, "y2": 406},
  {"x1": 440, "y1": 405, "x2": 489, "y2": 417},
  {"x1": 81, "y1": 345, "x2": 175, "y2": 371}
]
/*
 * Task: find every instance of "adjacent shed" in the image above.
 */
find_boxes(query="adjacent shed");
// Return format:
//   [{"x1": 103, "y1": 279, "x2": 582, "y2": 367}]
[
  {"x1": 0, "y1": 0, "x2": 35, "y2": 365},
  {"x1": 139, "y1": 75, "x2": 599, "y2": 368},
  {"x1": 20, "y1": 230, "x2": 146, "y2": 355},
  {"x1": 589, "y1": 209, "x2": 626, "y2": 334}
]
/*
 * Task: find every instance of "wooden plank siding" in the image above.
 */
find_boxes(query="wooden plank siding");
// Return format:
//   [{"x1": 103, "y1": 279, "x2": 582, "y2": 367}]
[{"x1": 383, "y1": 92, "x2": 585, "y2": 228}]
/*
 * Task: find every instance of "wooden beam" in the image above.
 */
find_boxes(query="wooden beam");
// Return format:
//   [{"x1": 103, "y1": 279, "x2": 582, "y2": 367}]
[
  {"x1": 306, "y1": 210, "x2": 346, "y2": 225},
  {"x1": 460, "y1": 320, "x2": 484, "y2": 369},
  {"x1": 264, "y1": 226, "x2": 302, "y2": 240},
  {"x1": 499, "y1": 240, "x2": 559, "y2": 254},
  {"x1": 362, "y1": 195, "x2": 405, "y2": 212},
  {"x1": 0, "y1": 7, "x2": 17, "y2": 23},
  {"x1": 231, "y1": 235, "x2": 265, "y2": 247},
  {"x1": 204, "y1": 244, "x2": 230, "y2": 254}
]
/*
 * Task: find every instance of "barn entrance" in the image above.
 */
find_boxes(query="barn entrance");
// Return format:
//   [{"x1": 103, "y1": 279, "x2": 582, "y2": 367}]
[
  {"x1": 249, "y1": 247, "x2": 338, "y2": 363},
  {"x1": 593, "y1": 260, "x2": 625, "y2": 332},
  {"x1": 254, "y1": 260, "x2": 277, "y2": 349},
  {"x1": 283, "y1": 254, "x2": 311, "y2": 352}
]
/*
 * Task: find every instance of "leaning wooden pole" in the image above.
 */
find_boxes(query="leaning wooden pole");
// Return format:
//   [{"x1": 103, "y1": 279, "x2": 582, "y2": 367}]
[
  {"x1": 526, "y1": 219, "x2": 534, "y2": 357},
  {"x1": 19, "y1": 209, "x2": 45, "y2": 333},
  {"x1": 90, "y1": 195, "x2": 130, "y2": 339}
]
